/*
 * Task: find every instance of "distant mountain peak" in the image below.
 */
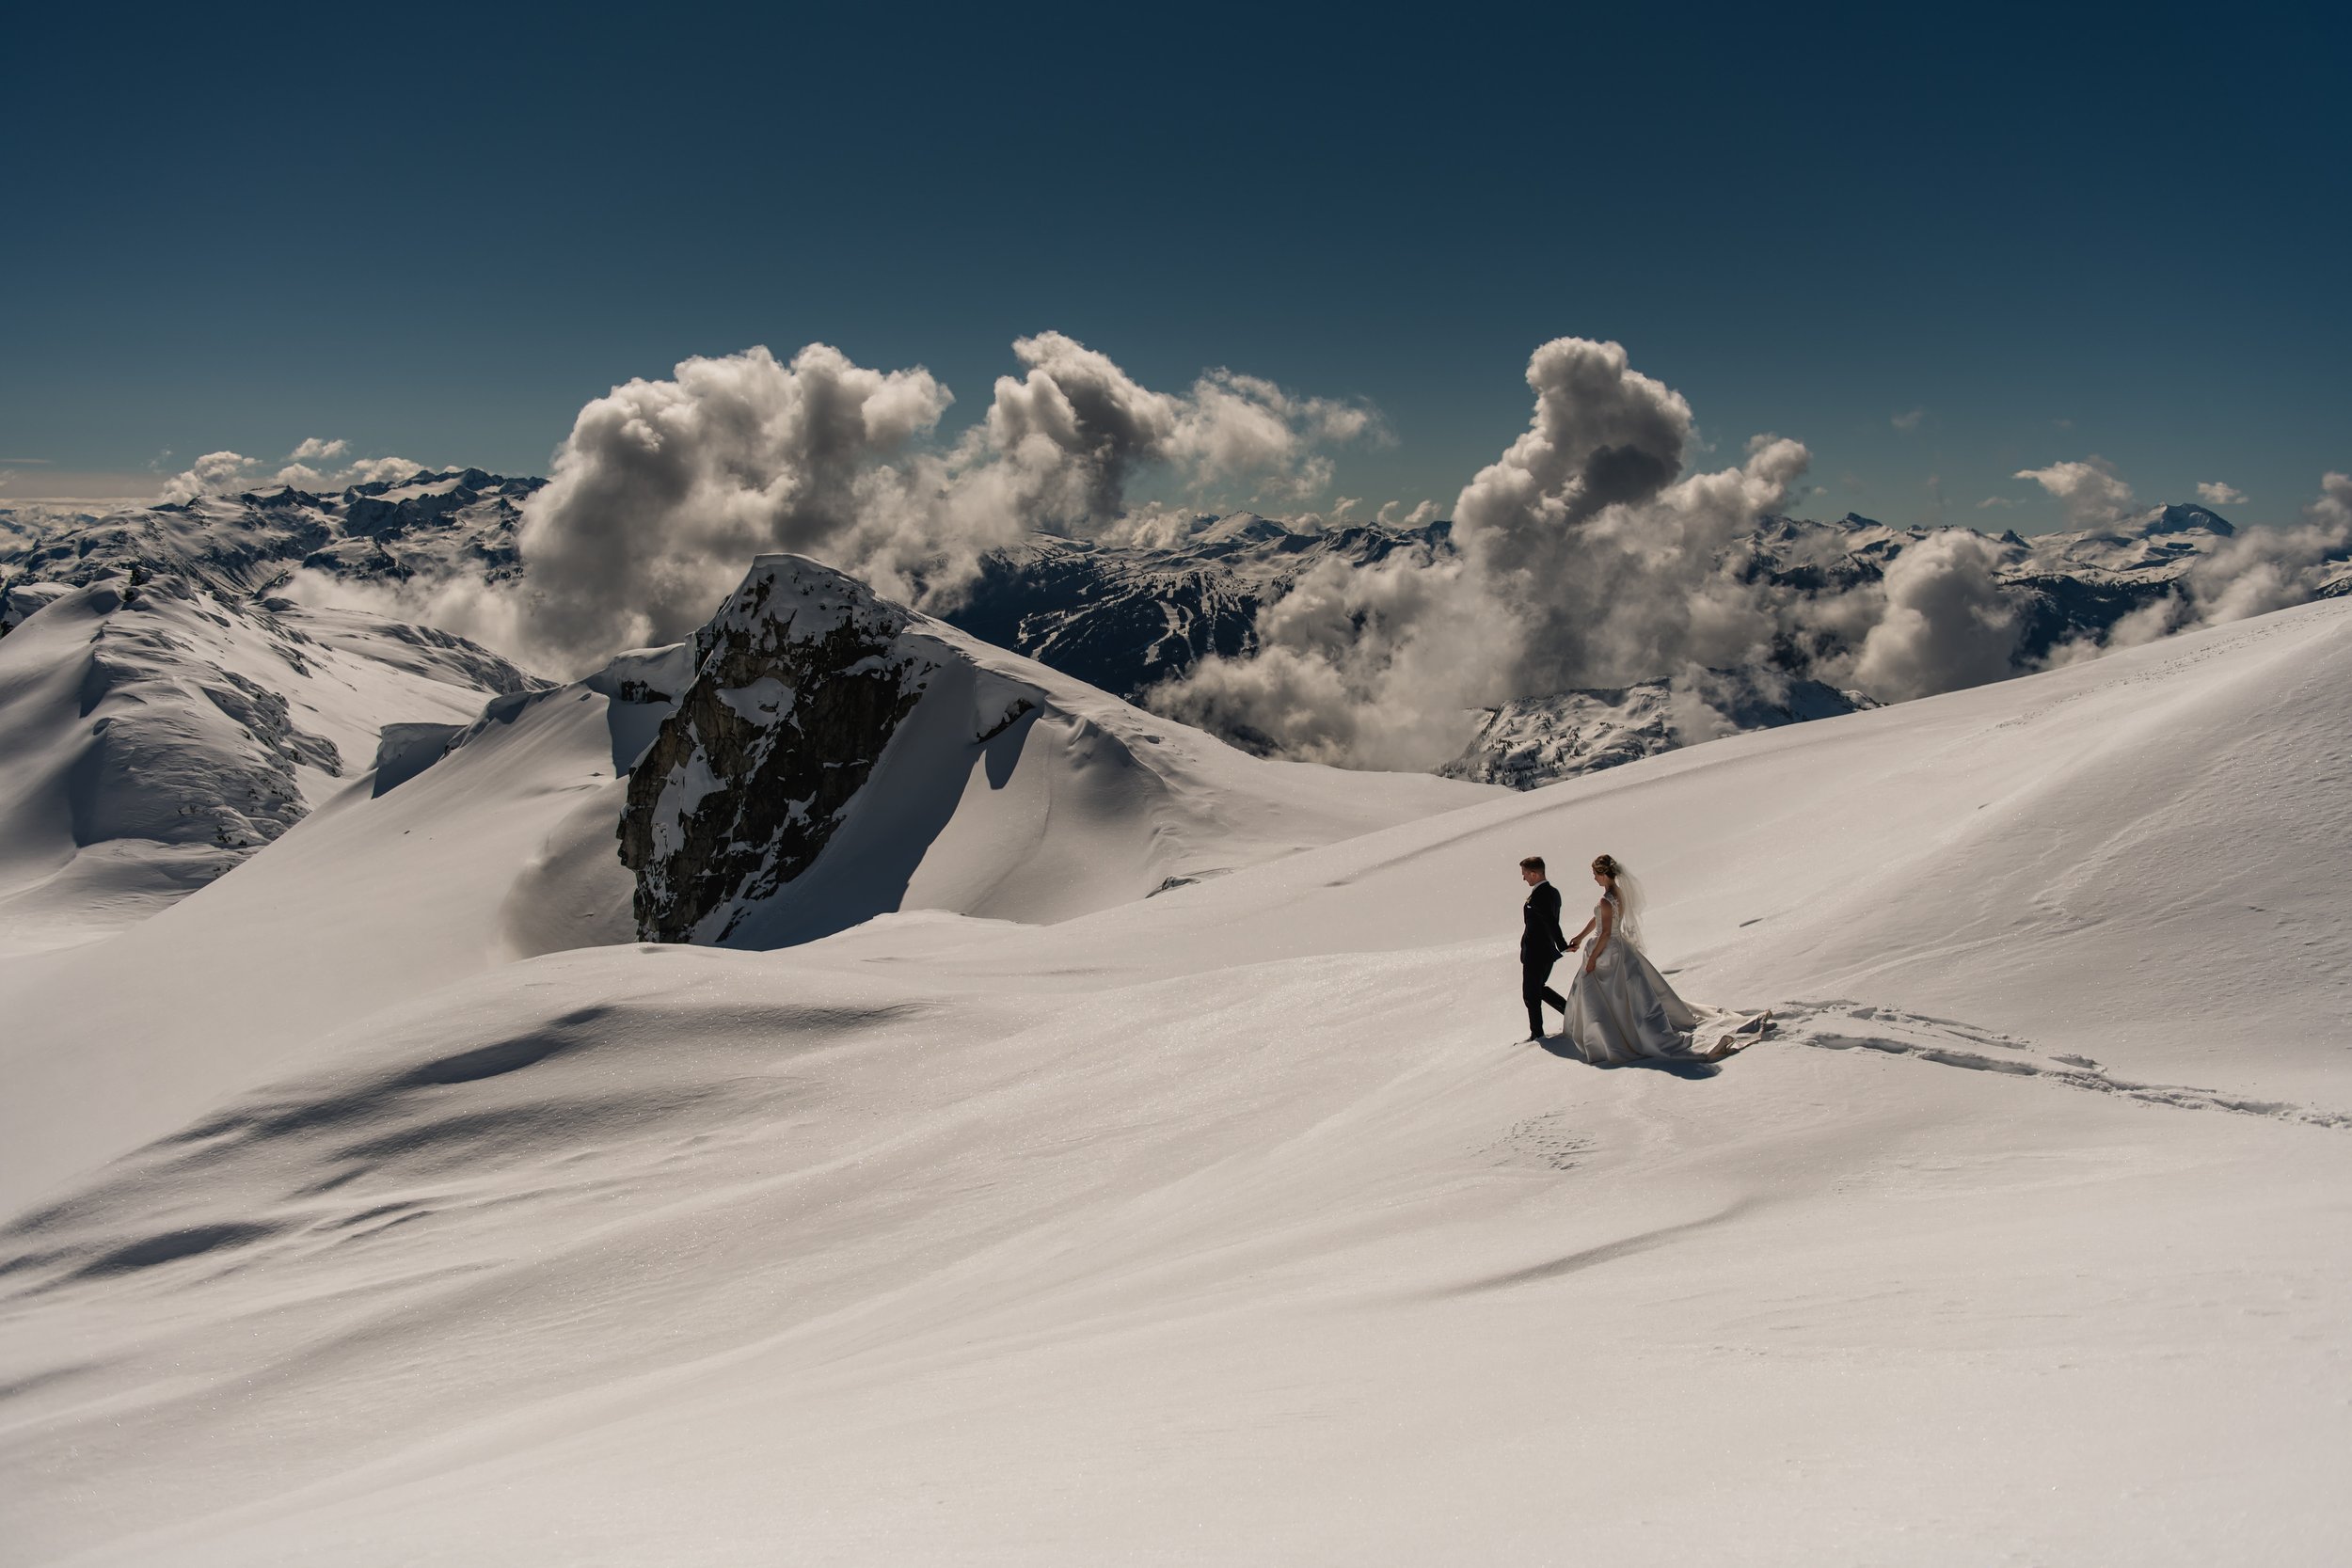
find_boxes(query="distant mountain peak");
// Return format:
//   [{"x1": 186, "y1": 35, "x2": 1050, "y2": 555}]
[{"x1": 2141, "y1": 502, "x2": 2234, "y2": 537}]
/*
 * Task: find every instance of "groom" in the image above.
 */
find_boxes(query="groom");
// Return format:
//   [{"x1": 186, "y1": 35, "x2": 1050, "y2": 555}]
[{"x1": 1518, "y1": 856, "x2": 1571, "y2": 1040}]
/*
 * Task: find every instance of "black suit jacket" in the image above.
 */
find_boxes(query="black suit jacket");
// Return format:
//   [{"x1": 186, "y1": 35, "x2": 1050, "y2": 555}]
[{"x1": 1521, "y1": 880, "x2": 1569, "y2": 963}]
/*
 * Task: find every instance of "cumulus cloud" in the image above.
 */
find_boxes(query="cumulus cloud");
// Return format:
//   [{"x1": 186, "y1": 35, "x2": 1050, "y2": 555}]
[
  {"x1": 1892, "y1": 408, "x2": 1925, "y2": 432},
  {"x1": 1148, "y1": 338, "x2": 2167, "y2": 767},
  {"x1": 2015, "y1": 456, "x2": 2135, "y2": 527},
  {"x1": 342, "y1": 454, "x2": 425, "y2": 486},
  {"x1": 489, "y1": 343, "x2": 958, "y2": 672},
  {"x1": 1152, "y1": 545, "x2": 1486, "y2": 767},
  {"x1": 981, "y1": 334, "x2": 1378, "y2": 522},
  {"x1": 2197, "y1": 481, "x2": 2247, "y2": 507},
  {"x1": 157, "y1": 451, "x2": 257, "y2": 502},
  {"x1": 1848, "y1": 530, "x2": 2021, "y2": 700},
  {"x1": 1376, "y1": 499, "x2": 1438, "y2": 527},
  {"x1": 448, "y1": 335, "x2": 1380, "y2": 674},
  {"x1": 160, "y1": 440, "x2": 423, "y2": 499},
  {"x1": 1152, "y1": 339, "x2": 1825, "y2": 768}
]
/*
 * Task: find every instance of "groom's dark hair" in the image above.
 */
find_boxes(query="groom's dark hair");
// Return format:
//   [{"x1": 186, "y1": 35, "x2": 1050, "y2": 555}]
[{"x1": 1518, "y1": 856, "x2": 1545, "y2": 873}]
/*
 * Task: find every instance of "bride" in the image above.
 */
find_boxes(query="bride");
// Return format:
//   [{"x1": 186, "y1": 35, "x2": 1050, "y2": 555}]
[{"x1": 1560, "y1": 854, "x2": 1764, "y2": 1065}]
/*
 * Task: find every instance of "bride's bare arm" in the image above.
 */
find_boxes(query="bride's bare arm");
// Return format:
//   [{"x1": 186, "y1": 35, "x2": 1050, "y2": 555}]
[
  {"x1": 1567, "y1": 916, "x2": 1595, "y2": 950},
  {"x1": 1585, "y1": 902, "x2": 1613, "y2": 972}
]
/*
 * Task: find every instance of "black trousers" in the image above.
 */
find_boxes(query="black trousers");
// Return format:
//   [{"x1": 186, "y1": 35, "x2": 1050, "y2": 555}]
[{"x1": 1522, "y1": 956, "x2": 1567, "y2": 1037}]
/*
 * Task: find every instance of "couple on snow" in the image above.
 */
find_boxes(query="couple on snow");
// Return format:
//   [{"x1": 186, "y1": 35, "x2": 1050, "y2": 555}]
[{"x1": 1518, "y1": 853, "x2": 1758, "y2": 1064}]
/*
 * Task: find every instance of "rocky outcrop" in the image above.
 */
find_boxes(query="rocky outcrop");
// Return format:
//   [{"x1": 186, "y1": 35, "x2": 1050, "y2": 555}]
[{"x1": 617, "y1": 560, "x2": 944, "y2": 943}]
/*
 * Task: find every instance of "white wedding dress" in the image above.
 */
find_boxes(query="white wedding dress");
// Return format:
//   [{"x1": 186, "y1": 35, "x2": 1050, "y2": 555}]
[{"x1": 1560, "y1": 891, "x2": 1762, "y2": 1065}]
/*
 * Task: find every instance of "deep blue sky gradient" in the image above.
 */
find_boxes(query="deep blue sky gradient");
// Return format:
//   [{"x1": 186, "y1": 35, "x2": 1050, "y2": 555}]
[{"x1": 5, "y1": 1, "x2": 2346, "y2": 530}]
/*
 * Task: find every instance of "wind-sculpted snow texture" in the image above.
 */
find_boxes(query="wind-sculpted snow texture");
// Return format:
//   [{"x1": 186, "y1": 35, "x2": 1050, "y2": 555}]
[
  {"x1": 2, "y1": 596, "x2": 2349, "y2": 1564},
  {"x1": 620, "y1": 561, "x2": 941, "y2": 942}
]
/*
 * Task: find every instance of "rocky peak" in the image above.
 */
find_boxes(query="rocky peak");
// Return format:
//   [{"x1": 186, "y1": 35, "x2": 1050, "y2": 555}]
[
  {"x1": 2141, "y1": 502, "x2": 2234, "y2": 537},
  {"x1": 616, "y1": 557, "x2": 948, "y2": 943}
]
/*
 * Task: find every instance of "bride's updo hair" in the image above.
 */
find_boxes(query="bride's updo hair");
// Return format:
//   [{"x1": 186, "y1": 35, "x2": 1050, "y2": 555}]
[{"x1": 1593, "y1": 853, "x2": 1644, "y2": 940}]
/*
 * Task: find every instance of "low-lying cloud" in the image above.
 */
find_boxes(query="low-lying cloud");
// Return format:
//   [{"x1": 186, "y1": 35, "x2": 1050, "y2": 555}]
[
  {"x1": 2050, "y1": 471, "x2": 2352, "y2": 659},
  {"x1": 472, "y1": 334, "x2": 1380, "y2": 674},
  {"x1": 213, "y1": 333, "x2": 2345, "y2": 772},
  {"x1": 1152, "y1": 357, "x2": 2349, "y2": 768},
  {"x1": 1152, "y1": 339, "x2": 1836, "y2": 767}
]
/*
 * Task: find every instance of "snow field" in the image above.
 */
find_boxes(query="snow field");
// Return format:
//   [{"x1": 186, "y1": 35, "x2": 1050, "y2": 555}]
[{"x1": 0, "y1": 595, "x2": 2347, "y2": 1562}]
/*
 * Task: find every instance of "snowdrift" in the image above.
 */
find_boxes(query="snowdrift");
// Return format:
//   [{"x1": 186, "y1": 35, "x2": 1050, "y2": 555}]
[{"x1": 2, "y1": 595, "x2": 2349, "y2": 1564}]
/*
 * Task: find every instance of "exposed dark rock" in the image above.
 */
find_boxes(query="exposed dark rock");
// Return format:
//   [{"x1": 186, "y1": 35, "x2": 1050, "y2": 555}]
[{"x1": 618, "y1": 561, "x2": 941, "y2": 943}]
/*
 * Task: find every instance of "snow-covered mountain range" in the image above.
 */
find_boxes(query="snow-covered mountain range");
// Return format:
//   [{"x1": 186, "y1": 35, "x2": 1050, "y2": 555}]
[
  {"x1": 16, "y1": 476, "x2": 2343, "y2": 804},
  {"x1": 0, "y1": 468, "x2": 536, "y2": 603},
  {"x1": 0, "y1": 574, "x2": 538, "y2": 954}
]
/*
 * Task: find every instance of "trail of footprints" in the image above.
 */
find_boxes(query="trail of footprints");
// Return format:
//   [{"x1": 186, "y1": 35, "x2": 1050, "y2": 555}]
[
  {"x1": 1778, "y1": 1001, "x2": 2351, "y2": 1132},
  {"x1": 1486, "y1": 1113, "x2": 1596, "y2": 1170}
]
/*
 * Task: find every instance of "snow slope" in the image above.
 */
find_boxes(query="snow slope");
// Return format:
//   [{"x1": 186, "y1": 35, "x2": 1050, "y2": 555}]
[
  {"x1": 0, "y1": 573, "x2": 539, "y2": 953},
  {"x1": 2, "y1": 597, "x2": 2348, "y2": 1563},
  {"x1": 619, "y1": 555, "x2": 1491, "y2": 946},
  {"x1": 0, "y1": 557, "x2": 1488, "y2": 1208}
]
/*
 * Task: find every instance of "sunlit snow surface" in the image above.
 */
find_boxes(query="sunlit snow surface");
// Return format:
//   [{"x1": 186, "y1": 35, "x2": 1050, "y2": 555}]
[{"x1": 2, "y1": 597, "x2": 2349, "y2": 1563}]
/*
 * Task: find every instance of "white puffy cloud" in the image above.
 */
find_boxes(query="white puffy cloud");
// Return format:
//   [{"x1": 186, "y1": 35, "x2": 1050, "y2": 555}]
[
  {"x1": 494, "y1": 343, "x2": 959, "y2": 672},
  {"x1": 457, "y1": 335, "x2": 1379, "y2": 675},
  {"x1": 156, "y1": 451, "x2": 256, "y2": 502},
  {"x1": 1892, "y1": 408, "x2": 1925, "y2": 432},
  {"x1": 160, "y1": 440, "x2": 421, "y2": 499},
  {"x1": 1152, "y1": 339, "x2": 1822, "y2": 768},
  {"x1": 979, "y1": 334, "x2": 1379, "y2": 525},
  {"x1": 1376, "y1": 499, "x2": 1438, "y2": 527},
  {"x1": 2197, "y1": 481, "x2": 2247, "y2": 507},
  {"x1": 1150, "y1": 338, "x2": 2166, "y2": 767},
  {"x1": 2015, "y1": 456, "x2": 2134, "y2": 527},
  {"x1": 1848, "y1": 529, "x2": 2021, "y2": 700},
  {"x1": 341, "y1": 454, "x2": 424, "y2": 486}
]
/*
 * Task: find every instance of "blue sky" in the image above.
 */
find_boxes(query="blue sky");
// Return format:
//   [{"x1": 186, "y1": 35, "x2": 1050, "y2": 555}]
[{"x1": 4, "y1": 1, "x2": 2345, "y2": 531}]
